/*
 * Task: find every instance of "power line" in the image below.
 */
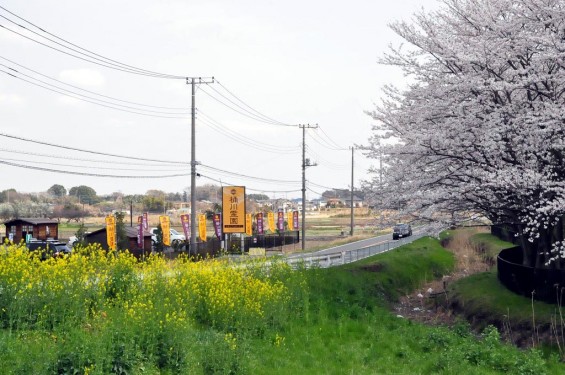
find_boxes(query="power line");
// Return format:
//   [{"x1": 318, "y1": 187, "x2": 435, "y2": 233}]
[
  {"x1": 197, "y1": 110, "x2": 300, "y2": 154},
  {"x1": 200, "y1": 85, "x2": 296, "y2": 127},
  {"x1": 0, "y1": 6, "x2": 185, "y2": 79},
  {"x1": 0, "y1": 159, "x2": 190, "y2": 178},
  {"x1": 215, "y1": 79, "x2": 295, "y2": 126},
  {"x1": 199, "y1": 163, "x2": 301, "y2": 184},
  {"x1": 0, "y1": 156, "x2": 189, "y2": 172},
  {"x1": 0, "y1": 132, "x2": 190, "y2": 164},
  {"x1": 317, "y1": 127, "x2": 346, "y2": 150},
  {"x1": 306, "y1": 186, "x2": 325, "y2": 197},
  {"x1": 204, "y1": 82, "x2": 292, "y2": 126},
  {"x1": 305, "y1": 145, "x2": 349, "y2": 169},
  {"x1": 309, "y1": 128, "x2": 347, "y2": 150},
  {"x1": 308, "y1": 181, "x2": 342, "y2": 191},
  {"x1": 0, "y1": 68, "x2": 190, "y2": 118},
  {"x1": 0, "y1": 56, "x2": 189, "y2": 110},
  {"x1": 0, "y1": 148, "x2": 188, "y2": 167},
  {"x1": 199, "y1": 173, "x2": 301, "y2": 194}
]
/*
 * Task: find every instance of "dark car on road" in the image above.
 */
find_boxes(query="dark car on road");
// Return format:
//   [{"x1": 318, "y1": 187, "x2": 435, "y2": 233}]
[
  {"x1": 27, "y1": 240, "x2": 71, "y2": 260},
  {"x1": 392, "y1": 223, "x2": 412, "y2": 240}
]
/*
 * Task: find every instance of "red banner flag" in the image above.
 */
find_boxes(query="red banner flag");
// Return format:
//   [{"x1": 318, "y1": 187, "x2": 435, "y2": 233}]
[
  {"x1": 137, "y1": 216, "x2": 143, "y2": 247},
  {"x1": 277, "y1": 210, "x2": 284, "y2": 231},
  {"x1": 180, "y1": 214, "x2": 190, "y2": 240},
  {"x1": 213, "y1": 213, "x2": 223, "y2": 240},
  {"x1": 256, "y1": 213, "x2": 264, "y2": 235}
]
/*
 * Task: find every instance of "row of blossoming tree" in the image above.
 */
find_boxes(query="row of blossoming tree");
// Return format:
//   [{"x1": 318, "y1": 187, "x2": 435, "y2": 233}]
[{"x1": 366, "y1": 0, "x2": 565, "y2": 269}]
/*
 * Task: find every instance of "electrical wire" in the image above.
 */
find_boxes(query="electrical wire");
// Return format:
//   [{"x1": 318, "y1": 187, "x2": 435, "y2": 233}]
[
  {"x1": 199, "y1": 85, "x2": 296, "y2": 127},
  {"x1": 215, "y1": 79, "x2": 295, "y2": 126},
  {"x1": 197, "y1": 110, "x2": 300, "y2": 154},
  {"x1": 0, "y1": 68, "x2": 190, "y2": 119},
  {"x1": 309, "y1": 128, "x2": 347, "y2": 151},
  {"x1": 0, "y1": 159, "x2": 190, "y2": 178},
  {"x1": 0, "y1": 132, "x2": 190, "y2": 164},
  {"x1": 199, "y1": 173, "x2": 301, "y2": 194},
  {"x1": 308, "y1": 180, "x2": 341, "y2": 191},
  {"x1": 305, "y1": 145, "x2": 349, "y2": 170},
  {"x1": 0, "y1": 156, "x2": 189, "y2": 172},
  {"x1": 205, "y1": 82, "x2": 291, "y2": 126},
  {"x1": 199, "y1": 163, "x2": 301, "y2": 184},
  {"x1": 317, "y1": 127, "x2": 346, "y2": 150},
  {"x1": 0, "y1": 148, "x2": 189, "y2": 167},
  {"x1": 0, "y1": 6, "x2": 185, "y2": 79},
  {"x1": 0, "y1": 56, "x2": 189, "y2": 110},
  {"x1": 306, "y1": 186, "x2": 325, "y2": 197}
]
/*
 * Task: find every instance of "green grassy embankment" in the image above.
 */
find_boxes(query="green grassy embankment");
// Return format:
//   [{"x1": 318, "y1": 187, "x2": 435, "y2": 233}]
[{"x1": 447, "y1": 232, "x2": 565, "y2": 353}]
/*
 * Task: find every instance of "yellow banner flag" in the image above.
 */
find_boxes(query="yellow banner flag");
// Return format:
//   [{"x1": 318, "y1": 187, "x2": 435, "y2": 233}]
[
  {"x1": 287, "y1": 212, "x2": 293, "y2": 231},
  {"x1": 159, "y1": 215, "x2": 171, "y2": 246},
  {"x1": 245, "y1": 213, "x2": 252, "y2": 236},
  {"x1": 222, "y1": 186, "x2": 246, "y2": 233},
  {"x1": 199, "y1": 214, "x2": 207, "y2": 242},
  {"x1": 267, "y1": 211, "x2": 275, "y2": 232},
  {"x1": 105, "y1": 215, "x2": 116, "y2": 250}
]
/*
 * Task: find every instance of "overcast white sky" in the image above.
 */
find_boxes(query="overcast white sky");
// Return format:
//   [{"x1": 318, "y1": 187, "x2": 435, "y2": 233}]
[{"x1": 0, "y1": 0, "x2": 438, "y2": 199}]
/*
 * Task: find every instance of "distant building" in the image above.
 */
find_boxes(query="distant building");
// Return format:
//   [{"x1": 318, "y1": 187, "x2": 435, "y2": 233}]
[
  {"x1": 84, "y1": 226, "x2": 152, "y2": 255},
  {"x1": 3, "y1": 218, "x2": 59, "y2": 243}
]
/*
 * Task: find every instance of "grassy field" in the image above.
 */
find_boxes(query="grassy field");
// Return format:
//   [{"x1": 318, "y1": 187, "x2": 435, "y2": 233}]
[{"x1": 1, "y1": 236, "x2": 562, "y2": 374}]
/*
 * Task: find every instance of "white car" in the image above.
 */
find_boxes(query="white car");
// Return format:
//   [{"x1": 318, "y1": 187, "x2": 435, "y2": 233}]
[{"x1": 150, "y1": 227, "x2": 186, "y2": 244}]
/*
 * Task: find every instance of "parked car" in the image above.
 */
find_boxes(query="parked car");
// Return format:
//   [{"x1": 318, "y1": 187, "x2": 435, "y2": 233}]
[
  {"x1": 27, "y1": 240, "x2": 71, "y2": 260},
  {"x1": 150, "y1": 227, "x2": 186, "y2": 245},
  {"x1": 392, "y1": 223, "x2": 412, "y2": 240}
]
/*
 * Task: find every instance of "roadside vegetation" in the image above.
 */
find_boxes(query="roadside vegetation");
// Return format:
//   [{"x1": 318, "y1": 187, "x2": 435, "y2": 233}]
[
  {"x1": 444, "y1": 230, "x2": 565, "y2": 354},
  {"x1": 1, "y1": 236, "x2": 562, "y2": 374}
]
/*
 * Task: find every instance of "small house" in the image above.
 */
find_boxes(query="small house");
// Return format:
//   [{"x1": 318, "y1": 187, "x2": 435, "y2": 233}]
[
  {"x1": 84, "y1": 226, "x2": 152, "y2": 256},
  {"x1": 3, "y1": 218, "x2": 59, "y2": 243}
]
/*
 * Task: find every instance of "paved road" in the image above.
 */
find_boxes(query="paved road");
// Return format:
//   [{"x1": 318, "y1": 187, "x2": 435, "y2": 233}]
[
  {"x1": 285, "y1": 227, "x2": 427, "y2": 265},
  {"x1": 287, "y1": 232, "x2": 393, "y2": 258}
]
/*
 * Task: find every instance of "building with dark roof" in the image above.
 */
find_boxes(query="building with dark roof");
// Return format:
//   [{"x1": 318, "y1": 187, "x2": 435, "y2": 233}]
[
  {"x1": 3, "y1": 218, "x2": 59, "y2": 243},
  {"x1": 84, "y1": 226, "x2": 152, "y2": 255}
]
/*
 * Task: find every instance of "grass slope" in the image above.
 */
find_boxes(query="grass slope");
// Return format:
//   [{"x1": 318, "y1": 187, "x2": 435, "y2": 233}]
[
  {"x1": 248, "y1": 236, "x2": 561, "y2": 374},
  {"x1": 448, "y1": 232, "x2": 565, "y2": 352}
]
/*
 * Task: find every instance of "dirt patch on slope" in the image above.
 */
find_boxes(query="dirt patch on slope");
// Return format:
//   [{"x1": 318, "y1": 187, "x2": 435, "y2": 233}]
[{"x1": 392, "y1": 228, "x2": 491, "y2": 327}]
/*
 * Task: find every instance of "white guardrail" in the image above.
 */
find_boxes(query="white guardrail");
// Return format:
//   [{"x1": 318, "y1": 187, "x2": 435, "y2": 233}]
[{"x1": 284, "y1": 232, "x2": 427, "y2": 270}]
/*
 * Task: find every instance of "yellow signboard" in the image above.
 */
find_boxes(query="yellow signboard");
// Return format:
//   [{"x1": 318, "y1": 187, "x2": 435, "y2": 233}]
[
  {"x1": 198, "y1": 214, "x2": 207, "y2": 241},
  {"x1": 222, "y1": 186, "x2": 246, "y2": 233},
  {"x1": 267, "y1": 211, "x2": 275, "y2": 232},
  {"x1": 287, "y1": 212, "x2": 293, "y2": 231},
  {"x1": 105, "y1": 215, "x2": 116, "y2": 250},
  {"x1": 245, "y1": 213, "x2": 252, "y2": 236},
  {"x1": 159, "y1": 215, "x2": 171, "y2": 246}
]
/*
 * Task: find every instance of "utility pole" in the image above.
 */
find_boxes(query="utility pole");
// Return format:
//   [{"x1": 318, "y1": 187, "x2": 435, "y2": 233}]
[
  {"x1": 299, "y1": 124, "x2": 318, "y2": 251},
  {"x1": 188, "y1": 77, "x2": 215, "y2": 252},
  {"x1": 350, "y1": 146, "x2": 354, "y2": 236}
]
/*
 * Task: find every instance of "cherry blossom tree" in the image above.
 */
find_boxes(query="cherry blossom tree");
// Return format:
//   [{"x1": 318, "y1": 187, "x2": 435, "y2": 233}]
[{"x1": 365, "y1": 0, "x2": 565, "y2": 269}]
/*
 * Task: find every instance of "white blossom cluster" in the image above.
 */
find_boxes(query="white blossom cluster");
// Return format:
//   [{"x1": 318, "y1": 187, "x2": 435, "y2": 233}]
[{"x1": 365, "y1": 0, "x2": 565, "y2": 267}]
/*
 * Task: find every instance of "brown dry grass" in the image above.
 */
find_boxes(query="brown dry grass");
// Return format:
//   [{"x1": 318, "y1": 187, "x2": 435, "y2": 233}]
[{"x1": 393, "y1": 227, "x2": 491, "y2": 325}]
